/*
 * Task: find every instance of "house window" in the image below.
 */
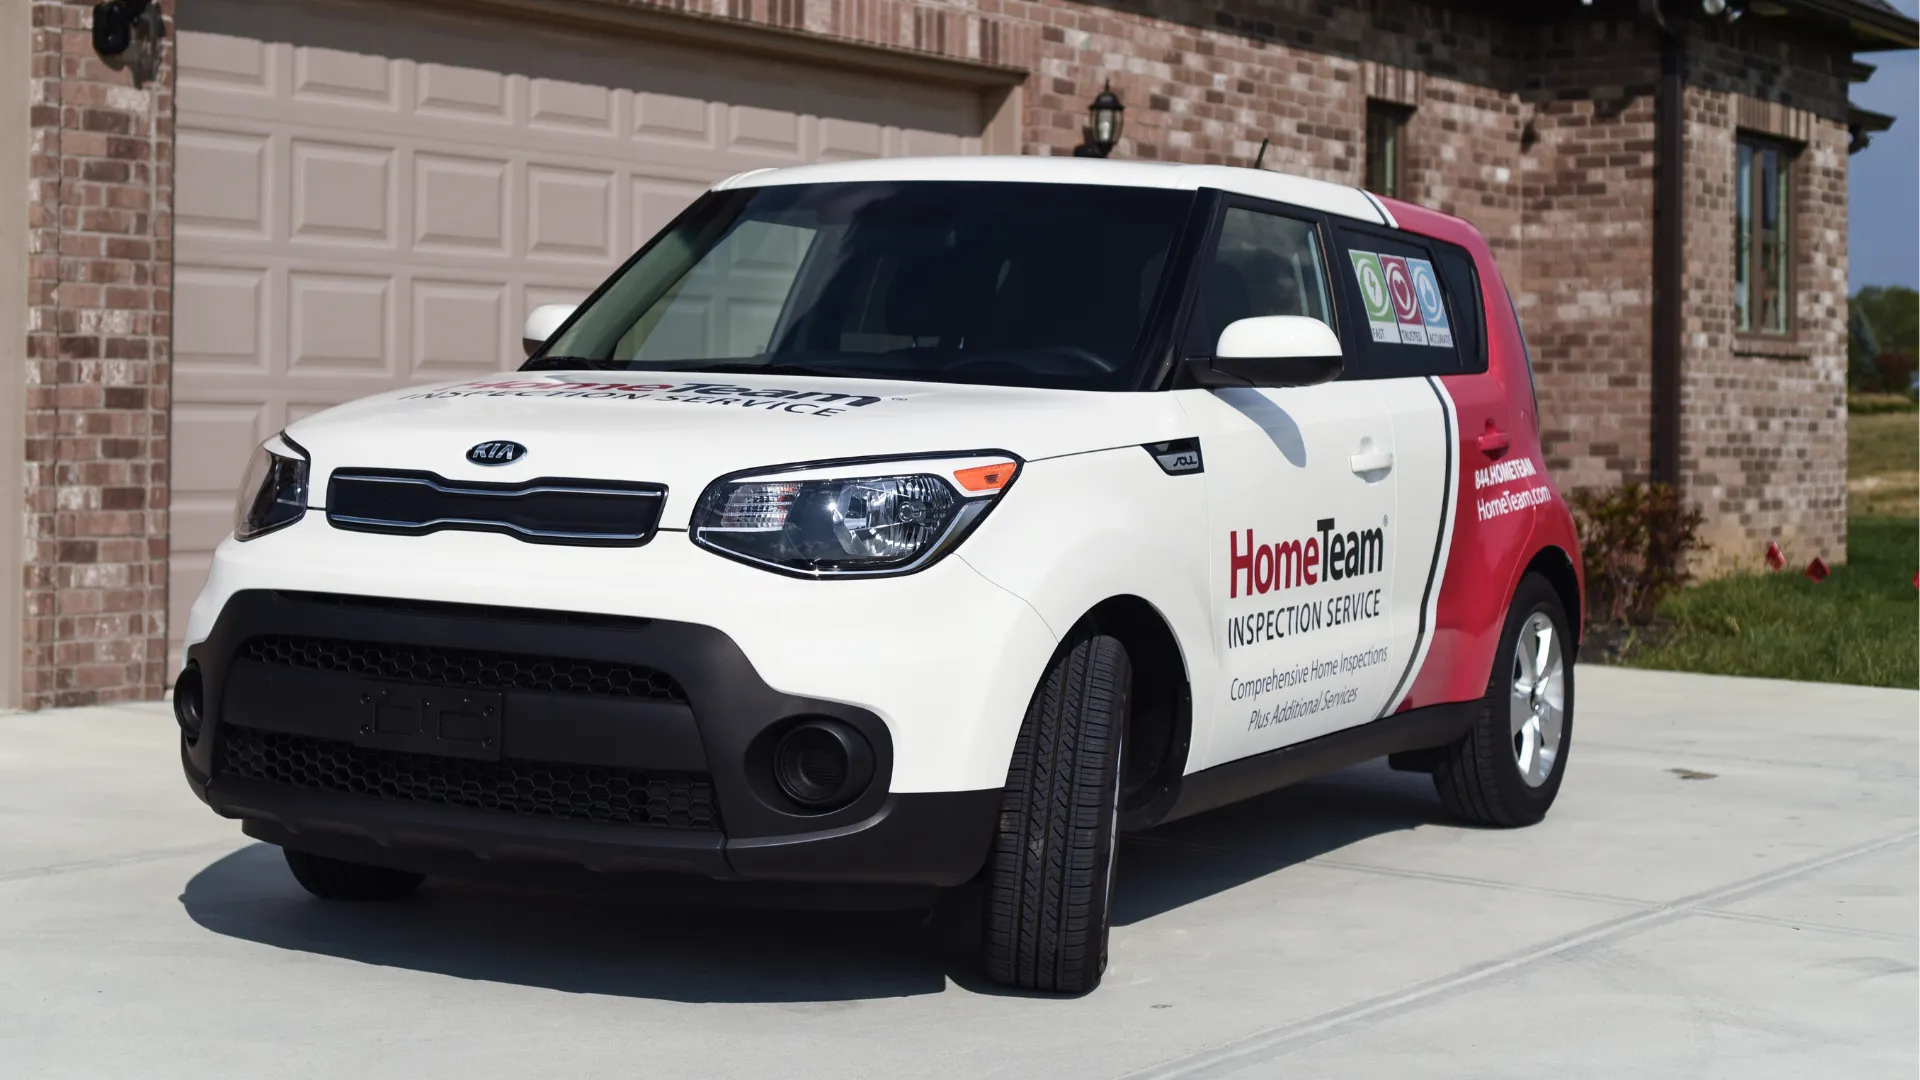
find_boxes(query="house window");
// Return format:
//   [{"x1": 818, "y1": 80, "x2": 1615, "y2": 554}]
[
  {"x1": 1735, "y1": 135, "x2": 1794, "y2": 334},
  {"x1": 1365, "y1": 101, "x2": 1410, "y2": 198}
]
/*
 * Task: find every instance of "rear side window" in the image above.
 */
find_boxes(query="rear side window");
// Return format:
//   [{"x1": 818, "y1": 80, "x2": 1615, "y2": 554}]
[{"x1": 1334, "y1": 228, "x2": 1483, "y2": 379}]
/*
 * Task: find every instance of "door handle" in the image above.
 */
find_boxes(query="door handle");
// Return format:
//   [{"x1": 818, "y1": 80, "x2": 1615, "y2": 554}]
[
  {"x1": 1349, "y1": 448, "x2": 1394, "y2": 475},
  {"x1": 1477, "y1": 423, "x2": 1511, "y2": 458}
]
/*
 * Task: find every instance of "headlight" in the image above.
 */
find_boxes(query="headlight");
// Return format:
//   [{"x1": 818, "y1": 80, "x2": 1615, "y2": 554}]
[
  {"x1": 691, "y1": 454, "x2": 1020, "y2": 577},
  {"x1": 233, "y1": 433, "x2": 310, "y2": 541}
]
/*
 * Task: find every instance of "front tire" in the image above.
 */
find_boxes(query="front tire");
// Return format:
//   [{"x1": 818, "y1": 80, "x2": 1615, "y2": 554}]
[
  {"x1": 982, "y1": 632, "x2": 1130, "y2": 994},
  {"x1": 283, "y1": 848, "x2": 425, "y2": 901},
  {"x1": 1431, "y1": 573, "x2": 1574, "y2": 827}
]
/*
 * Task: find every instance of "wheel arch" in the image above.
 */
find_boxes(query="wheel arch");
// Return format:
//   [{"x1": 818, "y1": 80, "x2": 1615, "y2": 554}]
[
  {"x1": 1522, "y1": 545, "x2": 1583, "y2": 652},
  {"x1": 1070, "y1": 594, "x2": 1193, "y2": 831}
]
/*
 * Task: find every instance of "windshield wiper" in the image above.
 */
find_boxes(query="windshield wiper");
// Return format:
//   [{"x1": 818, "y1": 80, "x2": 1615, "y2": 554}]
[
  {"x1": 523, "y1": 357, "x2": 889, "y2": 379},
  {"x1": 520, "y1": 356, "x2": 633, "y2": 371},
  {"x1": 670, "y1": 361, "x2": 879, "y2": 378}
]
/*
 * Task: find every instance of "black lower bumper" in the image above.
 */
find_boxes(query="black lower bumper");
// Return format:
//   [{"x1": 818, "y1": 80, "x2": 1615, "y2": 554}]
[{"x1": 181, "y1": 590, "x2": 999, "y2": 888}]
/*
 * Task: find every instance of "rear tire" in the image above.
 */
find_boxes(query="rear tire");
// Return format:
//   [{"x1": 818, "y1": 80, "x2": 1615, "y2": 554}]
[
  {"x1": 982, "y1": 632, "x2": 1130, "y2": 994},
  {"x1": 283, "y1": 848, "x2": 425, "y2": 901},
  {"x1": 1432, "y1": 573, "x2": 1574, "y2": 827}
]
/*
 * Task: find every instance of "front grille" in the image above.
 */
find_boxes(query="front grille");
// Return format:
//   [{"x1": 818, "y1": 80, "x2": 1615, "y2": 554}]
[
  {"x1": 276, "y1": 591, "x2": 651, "y2": 632},
  {"x1": 239, "y1": 635, "x2": 686, "y2": 702},
  {"x1": 326, "y1": 469, "x2": 665, "y2": 547},
  {"x1": 218, "y1": 725, "x2": 720, "y2": 829}
]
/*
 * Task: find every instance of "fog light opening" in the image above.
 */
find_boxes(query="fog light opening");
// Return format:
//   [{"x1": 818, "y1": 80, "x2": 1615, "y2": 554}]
[
  {"x1": 773, "y1": 719, "x2": 874, "y2": 811},
  {"x1": 174, "y1": 663, "x2": 205, "y2": 746}
]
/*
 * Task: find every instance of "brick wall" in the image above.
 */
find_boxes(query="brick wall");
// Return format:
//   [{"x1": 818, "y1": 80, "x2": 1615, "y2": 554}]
[
  {"x1": 4, "y1": 0, "x2": 1870, "y2": 705},
  {"x1": 22, "y1": 0, "x2": 174, "y2": 707},
  {"x1": 1512, "y1": 19, "x2": 1659, "y2": 494},
  {"x1": 1680, "y1": 22, "x2": 1853, "y2": 573}
]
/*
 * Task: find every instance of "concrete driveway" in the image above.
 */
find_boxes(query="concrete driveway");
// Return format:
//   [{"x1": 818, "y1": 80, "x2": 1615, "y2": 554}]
[{"x1": 2, "y1": 666, "x2": 1914, "y2": 1079}]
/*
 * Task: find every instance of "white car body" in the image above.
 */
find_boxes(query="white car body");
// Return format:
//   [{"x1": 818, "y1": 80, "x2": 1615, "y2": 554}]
[{"x1": 178, "y1": 156, "x2": 1582, "y2": 992}]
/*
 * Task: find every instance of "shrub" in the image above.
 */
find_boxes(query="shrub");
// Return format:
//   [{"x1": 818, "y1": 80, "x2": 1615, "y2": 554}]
[{"x1": 1569, "y1": 482, "x2": 1707, "y2": 627}]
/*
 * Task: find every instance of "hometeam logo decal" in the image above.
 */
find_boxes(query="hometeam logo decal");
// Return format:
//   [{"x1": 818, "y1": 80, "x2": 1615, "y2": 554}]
[{"x1": 1224, "y1": 518, "x2": 1387, "y2": 649}]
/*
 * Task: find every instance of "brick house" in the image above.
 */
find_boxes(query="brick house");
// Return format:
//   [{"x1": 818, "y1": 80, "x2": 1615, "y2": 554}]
[{"x1": 0, "y1": 0, "x2": 1913, "y2": 708}]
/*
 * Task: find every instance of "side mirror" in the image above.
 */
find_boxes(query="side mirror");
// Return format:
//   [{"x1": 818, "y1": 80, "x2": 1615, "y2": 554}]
[
  {"x1": 1209, "y1": 315, "x2": 1344, "y2": 387},
  {"x1": 522, "y1": 303, "x2": 576, "y2": 357}
]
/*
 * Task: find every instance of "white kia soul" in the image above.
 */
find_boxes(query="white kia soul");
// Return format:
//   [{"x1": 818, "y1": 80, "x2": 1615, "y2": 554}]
[{"x1": 180, "y1": 156, "x2": 1585, "y2": 994}]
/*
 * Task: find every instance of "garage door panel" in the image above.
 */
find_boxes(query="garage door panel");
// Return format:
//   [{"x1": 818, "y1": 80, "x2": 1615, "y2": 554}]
[
  {"x1": 632, "y1": 92, "x2": 713, "y2": 145},
  {"x1": 527, "y1": 167, "x2": 616, "y2": 261},
  {"x1": 173, "y1": 0, "x2": 991, "y2": 665},
  {"x1": 530, "y1": 78, "x2": 616, "y2": 134},
  {"x1": 416, "y1": 62, "x2": 512, "y2": 122},
  {"x1": 412, "y1": 280, "x2": 509, "y2": 378},
  {"x1": 287, "y1": 271, "x2": 392, "y2": 375},
  {"x1": 174, "y1": 266, "x2": 266, "y2": 371},
  {"x1": 413, "y1": 153, "x2": 510, "y2": 253},
  {"x1": 818, "y1": 117, "x2": 885, "y2": 161},
  {"x1": 728, "y1": 102, "x2": 804, "y2": 158},
  {"x1": 178, "y1": 29, "x2": 271, "y2": 92},
  {"x1": 292, "y1": 45, "x2": 394, "y2": 106},
  {"x1": 289, "y1": 139, "x2": 394, "y2": 245},
  {"x1": 173, "y1": 403, "x2": 269, "y2": 491},
  {"x1": 176, "y1": 129, "x2": 270, "y2": 237}
]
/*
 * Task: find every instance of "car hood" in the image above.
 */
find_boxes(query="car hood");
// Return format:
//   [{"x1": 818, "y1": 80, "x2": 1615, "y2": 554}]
[{"x1": 285, "y1": 370, "x2": 1188, "y2": 529}]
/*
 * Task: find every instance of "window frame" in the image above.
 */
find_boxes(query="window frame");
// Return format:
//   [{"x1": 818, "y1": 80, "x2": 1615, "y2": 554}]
[
  {"x1": 1328, "y1": 222, "x2": 1485, "y2": 380},
  {"x1": 1365, "y1": 100, "x2": 1413, "y2": 199},
  {"x1": 1165, "y1": 192, "x2": 1344, "y2": 376},
  {"x1": 1734, "y1": 132, "x2": 1798, "y2": 337}
]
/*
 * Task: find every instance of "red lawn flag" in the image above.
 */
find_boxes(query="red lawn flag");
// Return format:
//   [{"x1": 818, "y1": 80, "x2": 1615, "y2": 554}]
[
  {"x1": 1804, "y1": 557, "x2": 1830, "y2": 583},
  {"x1": 1764, "y1": 541, "x2": 1786, "y2": 571}
]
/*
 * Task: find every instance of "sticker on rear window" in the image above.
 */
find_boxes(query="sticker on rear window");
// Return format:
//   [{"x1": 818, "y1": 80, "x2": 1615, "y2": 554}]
[
  {"x1": 1376, "y1": 255, "x2": 1428, "y2": 346},
  {"x1": 1348, "y1": 251, "x2": 1398, "y2": 343},
  {"x1": 1348, "y1": 249, "x2": 1451, "y2": 348},
  {"x1": 1407, "y1": 258, "x2": 1453, "y2": 348}
]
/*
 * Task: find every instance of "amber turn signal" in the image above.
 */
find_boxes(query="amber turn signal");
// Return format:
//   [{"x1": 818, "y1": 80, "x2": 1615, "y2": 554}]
[{"x1": 953, "y1": 462, "x2": 1017, "y2": 493}]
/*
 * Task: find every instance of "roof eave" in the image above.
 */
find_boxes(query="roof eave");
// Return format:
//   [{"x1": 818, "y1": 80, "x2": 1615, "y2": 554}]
[{"x1": 1778, "y1": 0, "x2": 1920, "y2": 50}]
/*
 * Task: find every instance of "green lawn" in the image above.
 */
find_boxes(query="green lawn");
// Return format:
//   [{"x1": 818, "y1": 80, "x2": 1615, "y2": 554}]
[
  {"x1": 1850, "y1": 411, "x2": 1918, "y2": 519},
  {"x1": 1611, "y1": 411, "x2": 1918, "y2": 689},
  {"x1": 1616, "y1": 516, "x2": 1917, "y2": 688}
]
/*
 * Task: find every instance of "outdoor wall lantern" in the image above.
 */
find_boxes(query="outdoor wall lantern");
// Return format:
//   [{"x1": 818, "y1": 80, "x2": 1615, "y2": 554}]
[
  {"x1": 1073, "y1": 82, "x2": 1126, "y2": 158},
  {"x1": 91, "y1": 0, "x2": 166, "y2": 89}
]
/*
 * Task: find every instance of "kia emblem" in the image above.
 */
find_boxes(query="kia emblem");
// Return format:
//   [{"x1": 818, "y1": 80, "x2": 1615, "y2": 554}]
[{"x1": 466, "y1": 440, "x2": 527, "y2": 466}]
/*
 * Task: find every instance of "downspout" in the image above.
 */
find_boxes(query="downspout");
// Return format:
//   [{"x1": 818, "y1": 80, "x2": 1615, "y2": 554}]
[{"x1": 1643, "y1": 0, "x2": 1685, "y2": 487}]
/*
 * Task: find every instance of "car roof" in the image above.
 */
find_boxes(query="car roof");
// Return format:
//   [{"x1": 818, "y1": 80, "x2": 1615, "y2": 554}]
[{"x1": 714, "y1": 155, "x2": 1393, "y2": 227}]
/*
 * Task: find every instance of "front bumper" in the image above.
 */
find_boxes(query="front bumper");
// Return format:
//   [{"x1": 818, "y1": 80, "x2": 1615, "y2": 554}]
[{"x1": 182, "y1": 589, "x2": 1001, "y2": 887}]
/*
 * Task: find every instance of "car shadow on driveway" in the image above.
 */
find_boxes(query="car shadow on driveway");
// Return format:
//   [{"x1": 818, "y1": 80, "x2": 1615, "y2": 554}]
[{"x1": 178, "y1": 761, "x2": 1449, "y2": 1002}]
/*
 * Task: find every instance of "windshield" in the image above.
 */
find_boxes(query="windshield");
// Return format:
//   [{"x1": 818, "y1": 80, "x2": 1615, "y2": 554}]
[{"x1": 530, "y1": 181, "x2": 1193, "y2": 390}]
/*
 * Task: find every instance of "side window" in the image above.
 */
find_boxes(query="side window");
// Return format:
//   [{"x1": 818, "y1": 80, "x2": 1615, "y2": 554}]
[
  {"x1": 1182, "y1": 206, "x2": 1334, "y2": 357},
  {"x1": 1432, "y1": 243, "x2": 1486, "y2": 374},
  {"x1": 1336, "y1": 228, "x2": 1469, "y2": 378}
]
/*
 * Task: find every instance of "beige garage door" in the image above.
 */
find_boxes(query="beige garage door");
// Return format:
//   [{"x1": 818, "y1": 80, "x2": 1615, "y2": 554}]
[{"x1": 171, "y1": 0, "x2": 991, "y2": 661}]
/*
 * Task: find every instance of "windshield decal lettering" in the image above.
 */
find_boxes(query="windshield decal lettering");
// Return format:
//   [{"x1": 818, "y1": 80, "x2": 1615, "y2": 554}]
[{"x1": 398, "y1": 377, "x2": 888, "y2": 417}]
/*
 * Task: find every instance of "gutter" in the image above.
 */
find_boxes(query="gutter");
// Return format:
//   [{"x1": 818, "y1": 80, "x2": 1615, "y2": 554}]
[
  {"x1": 1848, "y1": 104, "x2": 1897, "y2": 153},
  {"x1": 1642, "y1": 0, "x2": 1686, "y2": 489}
]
